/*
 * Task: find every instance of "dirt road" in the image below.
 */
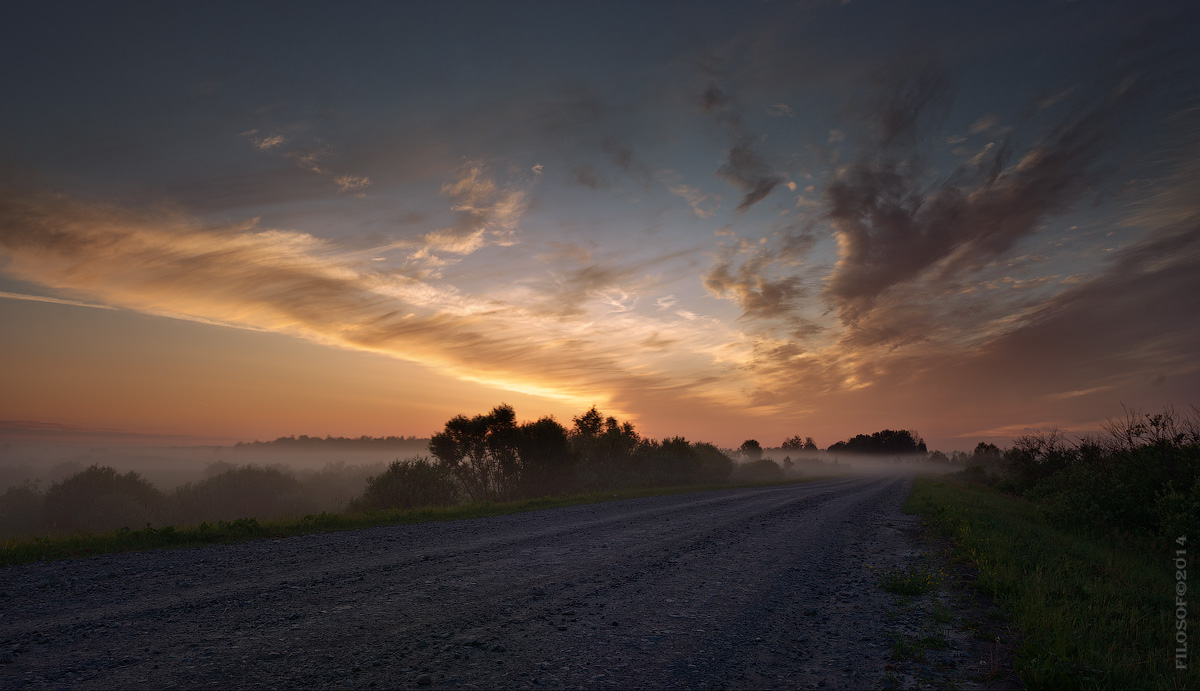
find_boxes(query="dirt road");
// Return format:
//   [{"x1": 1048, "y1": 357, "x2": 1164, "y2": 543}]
[{"x1": 0, "y1": 475, "x2": 925, "y2": 689}]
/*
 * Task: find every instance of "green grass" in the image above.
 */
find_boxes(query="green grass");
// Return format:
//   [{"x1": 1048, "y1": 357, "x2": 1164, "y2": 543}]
[
  {"x1": 908, "y1": 476, "x2": 1196, "y2": 690},
  {"x1": 1, "y1": 476, "x2": 820, "y2": 567},
  {"x1": 874, "y1": 563, "x2": 944, "y2": 596},
  {"x1": 890, "y1": 630, "x2": 951, "y2": 663}
]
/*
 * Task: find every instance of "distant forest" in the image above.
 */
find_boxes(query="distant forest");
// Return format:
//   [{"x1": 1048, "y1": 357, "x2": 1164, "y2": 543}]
[{"x1": 234, "y1": 435, "x2": 429, "y2": 449}]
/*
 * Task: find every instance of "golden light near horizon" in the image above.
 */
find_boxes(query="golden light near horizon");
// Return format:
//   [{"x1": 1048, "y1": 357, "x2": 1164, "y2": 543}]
[{"x1": 1, "y1": 2, "x2": 1198, "y2": 451}]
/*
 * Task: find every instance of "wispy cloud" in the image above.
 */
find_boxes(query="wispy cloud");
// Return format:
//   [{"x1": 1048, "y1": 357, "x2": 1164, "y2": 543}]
[
  {"x1": 968, "y1": 115, "x2": 997, "y2": 134},
  {"x1": 287, "y1": 148, "x2": 328, "y2": 174},
  {"x1": 669, "y1": 184, "x2": 718, "y2": 218},
  {"x1": 241, "y1": 129, "x2": 285, "y2": 150},
  {"x1": 766, "y1": 103, "x2": 794, "y2": 117},
  {"x1": 1037, "y1": 86, "x2": 1076, "y2": 110},
  {"x1": 0, "y1": 291, "x2": 117, "y2": 310},
  {"x1": 0, "y1": 185, "x2": 760, "y2": 417},
  {"x1": 334, "y1": 174, "x2": 372, "y2": 195}
]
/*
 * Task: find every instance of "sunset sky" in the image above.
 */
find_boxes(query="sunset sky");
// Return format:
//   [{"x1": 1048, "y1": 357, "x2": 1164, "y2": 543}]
[{"x1": 2, "y1": 1, "x2": 1198, "y2": 452}]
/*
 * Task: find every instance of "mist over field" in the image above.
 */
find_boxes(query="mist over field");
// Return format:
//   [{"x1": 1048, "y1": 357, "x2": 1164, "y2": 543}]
[{"x1": 0, "y1": 398, "x2": 977, "y2": 543}]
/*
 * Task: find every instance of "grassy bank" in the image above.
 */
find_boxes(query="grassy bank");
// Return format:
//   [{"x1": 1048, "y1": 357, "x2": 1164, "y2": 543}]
[
  {"x1": 908, "y1": 476, "x2": 1194, "y2": 690},
  {"x1": 1, "y1": 476, "x2": 819, "y2": 567}
]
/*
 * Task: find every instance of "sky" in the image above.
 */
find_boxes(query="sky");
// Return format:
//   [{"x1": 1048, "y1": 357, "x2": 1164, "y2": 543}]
[{"x1": 1, "y1": 0, "x2": 1199, "y2": 452}]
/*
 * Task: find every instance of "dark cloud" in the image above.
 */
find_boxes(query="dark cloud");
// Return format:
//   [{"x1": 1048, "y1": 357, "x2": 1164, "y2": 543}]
[
  {"x1": 869, "y1": 56, "x2": 954, "y2": 150},
  {"x1": 718, "y1": 138, "x2": 784, "y2": 212},
  {"x1": 824, "y1": 58, "x2": 1137, "y2": 323},
  {"x1": 928, "y1": 215, "x2": 1200, "y2": 408},
  {"x1": 699, "y1": 84, "x2": 730, "y2": 114},
  {"x1": 697, "y1": 83, "x2": 783, "y2": 212},
  {"x1": 601, "y1": 139, "x2": 653, "y2": 185},
  {"x1": 703, "y1": 253, "x2": 805, "y2": 321},
  {"x1": 572, "y1": 163, "x2": 603, "y2": 189}
]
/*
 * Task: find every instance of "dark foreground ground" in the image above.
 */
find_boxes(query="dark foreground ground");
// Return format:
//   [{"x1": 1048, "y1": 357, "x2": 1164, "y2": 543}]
[{"x1": 1, "y1": 475, "x2": 995, "y2": 689}]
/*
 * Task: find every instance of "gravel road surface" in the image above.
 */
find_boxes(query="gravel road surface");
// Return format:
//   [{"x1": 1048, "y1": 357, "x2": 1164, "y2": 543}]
[{"x1": 1, "y1": 474, "x2": 927, "y2": 689}]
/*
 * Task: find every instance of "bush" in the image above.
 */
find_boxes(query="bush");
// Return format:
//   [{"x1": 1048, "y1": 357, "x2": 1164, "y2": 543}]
[
  {"x1": 0, "y1": 481, "x2": 44, "y2": 539},
  {"x1": 170, "y1": 464, "x2": 310, "y2": 525},
  {"x1": 1154, "y1": 480, "x2": 1200, "y2": 541},
  {"x1": 692, "y1": 442, "x2": 734, "y2": 483},
  {"x1": 349, "y1": 457, "x2": 458, "y2": 512},
  {"x1": 998, "y1": 407, "x2": 1200, "y2": 539},
  {"x1": 42, "y1": 465, "x2": 164, "y2": 533}
]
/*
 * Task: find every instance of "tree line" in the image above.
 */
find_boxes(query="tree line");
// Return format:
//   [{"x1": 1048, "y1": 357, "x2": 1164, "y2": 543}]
[
  {"x1": 234, "y1": 434, "x2": 428, "y2": 449},
  {"x1": 351, "y1": 404, "x2": 736, "y2": 511},
  {"x1": 0, "y1": 403, "x2": 956, "y2": 539}
]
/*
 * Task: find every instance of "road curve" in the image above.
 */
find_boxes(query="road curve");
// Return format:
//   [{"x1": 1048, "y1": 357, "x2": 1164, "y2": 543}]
[{"x1": 0, "y1": 474, "x2": 921, "y2": 689}]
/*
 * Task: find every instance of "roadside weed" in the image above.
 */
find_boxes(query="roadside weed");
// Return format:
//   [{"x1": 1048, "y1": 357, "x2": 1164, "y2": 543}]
[{"x1": 871, "y1": 564, "x2": 944, "y2": 596}]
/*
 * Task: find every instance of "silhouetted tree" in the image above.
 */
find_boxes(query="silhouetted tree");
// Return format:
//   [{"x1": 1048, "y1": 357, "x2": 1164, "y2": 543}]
[
  {"x1": 738, "y1": 439, "x2": 763, "y2": 461},
  {"x1": 515, "y1": 416, "x2": 574, "y2": 496},
  {"x1": 570, "y1": 407, "x2": 640, "y2": 489},
  {"x1": 827, "y1": 429, "x2": 926, "y2": 455},
  {"x1": 972, "y1": 442, "x2": 1002, "y2": 461},
  {"x1": 781, "y1": 435, "x2": 818, "y2": 451},
  {"x1": 429, "y1": 404, "x2": 521, "y2": 501}
]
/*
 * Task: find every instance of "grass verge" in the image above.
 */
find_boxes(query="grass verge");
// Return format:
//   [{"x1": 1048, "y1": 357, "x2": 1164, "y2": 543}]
[
  {"x1": 908, "y1": 476, "x2": 1194, "y2": 690},
  {"x1": 1, "y1": 476, "x2": 821, "y2": 567}
]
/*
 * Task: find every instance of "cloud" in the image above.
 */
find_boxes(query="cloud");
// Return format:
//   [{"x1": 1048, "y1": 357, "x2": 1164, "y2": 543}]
[
  {"x1": 0, "y1": 185, "x2": 760, "y2": 417},
  {"x1": 334, "y1": 174, "x2": 372, "y2": 194},
  {"x1": 0, "y1": 291, "x2": 117, "y2": 311},
  {"x1": 602, "y1": 139, "x2": 653, "y2": 184},
  {"x1": 241, "y1": 130, "x2": 285, "y2": 150},
  {"x1": 766, "y1": 103, "x2": 794, "y2": 117},
  {"x1": 718, "y1": 140, "x2": 785, "y2": 212},
  {"x1": 288, "y1": 147, "x2": 329, "y2": 174},
  {"x1": 968, "y1": 115, "x2": 997, "y2": 134},
  {"x1": 703, "y1": 252, "x2": 807, "y2": 321},
  {"x1": 669, "y1": 184, "x2": 718, "y2": 218},
  {"x1": 697, "y1": 83, "x2": 783, "y2": 211},
  {"x1": 867, "y1": 56, "x2": 954, "y2": 149},
  {"x1": 1037, "y1": 86, "x2": 1076, "y2": 110},
  {"x1": 823, "y1": 57, "x2": 1137, "y2": 324},
  {"x1": 397, "y1": 162, "x2": 530, "y2": 269}
]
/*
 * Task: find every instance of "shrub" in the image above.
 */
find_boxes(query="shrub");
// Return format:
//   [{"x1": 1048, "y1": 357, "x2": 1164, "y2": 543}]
[
  {"x1": 41, "y1": 465, "x2": 164, "y2": 533},
  {"x1": 349, "y1": 457, "x2": 458, "y2": 512},
  {"x1": 998, "y1": 407, "x2": 1200, "y2": 539},
  {"x1": 0, "y1": 481, "x2": 44, "y2": 539},
  {"x1": 730, "y1": 458, "x2": 784, "y2": 483},
  {"x1": 692, "y1": 442, "x2": 734, "y2": 483},
  {"x1": 171, "y1": 464, "x2": 309, "y2": 525},
  {"x1": 1154, "y1": 480, "x2": 1200, "y2": 541}
]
